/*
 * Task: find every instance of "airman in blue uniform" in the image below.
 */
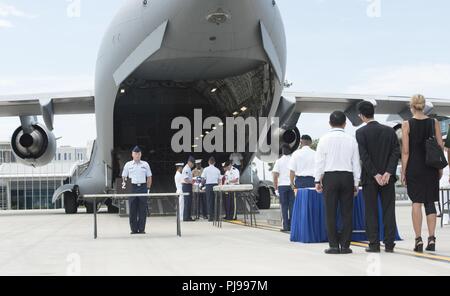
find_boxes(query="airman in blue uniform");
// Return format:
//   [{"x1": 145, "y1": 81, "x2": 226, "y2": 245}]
[
  {"x1": 182, "y1": 156, "x2": 195, "y2": 221},
  {"x1": 122, "y1": 146, "x2": 152, "y2": 234}
]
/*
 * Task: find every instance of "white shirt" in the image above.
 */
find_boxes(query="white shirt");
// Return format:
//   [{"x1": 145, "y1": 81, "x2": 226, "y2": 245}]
[
  {"x1": 182, "y1": 164, "x2": 193, "y2": 184},
  {"x1": 273, "y1": 155, "x2": 292, "y2": 186},
  {"x1": 201, "y1": 164, "x2": 221, "y2": 185},
  {"x1": 174, "y1": 171, "x2": 183, "y2": 193},
  {"x1": 225, "y1": 167, "x2": 240, "y2": 184},
  {"x1": 122, "y1": 160, "x2": 152, "y2": 184},
  {"x1": 289, "y1": 146, "x2": 316, "y2": 177},
  {"x1": 229, "y1": 153, "x2": 244, "y2": 166},
  {"x1": 314, "y1": 128, "x2": 361, "y2": 187}
]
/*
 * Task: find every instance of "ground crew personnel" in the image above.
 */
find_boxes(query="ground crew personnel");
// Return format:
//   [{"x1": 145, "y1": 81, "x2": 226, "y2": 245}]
[
  {"x1": 174, "y1": 163, "x2": 184, "y2": 221},
  {"x1": 182, "y1": 156, "x2": 195, "y2": 221},
  {"x1": 201, "y1": 157, "x2": 221, "y2": 221},
  {"x1": 121, "y1": 146, "x2": 152, "y2": 234},
  {"x1": 223, "y1": 161, "x2": 240, "y2": 220}
]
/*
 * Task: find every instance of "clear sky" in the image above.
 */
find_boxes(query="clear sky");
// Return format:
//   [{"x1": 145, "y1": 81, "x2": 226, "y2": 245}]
[{"x1": 1, "y1": 0, "x2": 450, "y2": 146}]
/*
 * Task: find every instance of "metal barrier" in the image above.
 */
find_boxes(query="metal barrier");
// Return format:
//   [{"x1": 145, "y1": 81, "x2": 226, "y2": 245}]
[
  {"x1": 440, "y1": 189, "x2": 450, "y2": 228},
  {"x1": 212, "y1": 184, "x2": 257, "y2": 228},
  {"x1": 82, "y1": 193, "x2": 188, "y2": 239}
]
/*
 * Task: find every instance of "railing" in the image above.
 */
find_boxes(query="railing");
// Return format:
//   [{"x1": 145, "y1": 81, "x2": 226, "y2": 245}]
[
  {"x1": 82, "y1": 192, "x2": 188, "y2": 239},
  {"x1": 439, "y1": 189, "x2": 450, "y2": 228}
]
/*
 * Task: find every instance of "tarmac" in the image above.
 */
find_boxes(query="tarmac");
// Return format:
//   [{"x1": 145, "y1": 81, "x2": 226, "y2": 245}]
[{"x1": 0, "y1": 205, "x2": 450, "y2": 276}]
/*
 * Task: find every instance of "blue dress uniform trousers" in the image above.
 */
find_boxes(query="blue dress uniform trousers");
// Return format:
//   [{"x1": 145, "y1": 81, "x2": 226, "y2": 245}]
[
  {"x1": 129, "y1": 184, "x2": 148, "y2": 233},
  {"x1": 182, "y1": 183, "x2": 193, "y2": 221},
  {"x1": 295, "y1": 176, "x2": 315, "y2": 189},
  {"x1": 223, "y1": 192, "x2": 237, "y2": 220},
  {"x1": 199, "y1": 191, "x2": 208, "y2": 218},
  {"x1": 278, "y1": 185, "x2": 295, "y2": 231},
  {"x1": 205, "y1": 184, "x2": 217, "y2": 221}
]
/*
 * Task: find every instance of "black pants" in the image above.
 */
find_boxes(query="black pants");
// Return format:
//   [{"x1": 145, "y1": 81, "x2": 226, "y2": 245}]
[
  {"x1": 198, "y1": 192, "x2": 208, "y2": 218},
  {"x1": 224, "y1": 192, "x2": 236, "y2": 220},
  {"x1": 205, "y1": 184, "x2": 217, "y2": 221},
  {"x1": 363, "y1": 181, "x2": 396, "y2": 248},
  {"x1": 129, "y1": 184, "x2": 148, "y2": 233},
  {"x1": 182, "y1": 184, "x2": 193, "y2": 221},
  {"x1": 322, "y1": 172, "x2": 354, "y2": 249}
]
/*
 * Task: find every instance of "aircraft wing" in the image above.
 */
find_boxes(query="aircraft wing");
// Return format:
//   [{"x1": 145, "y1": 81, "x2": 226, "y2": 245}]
[
  {"x1": 0, "y1": 90, "x2": 95, "y2": 117},
  {"x1": 284, "y1": 91, "x2": 450, "y2": 126}
]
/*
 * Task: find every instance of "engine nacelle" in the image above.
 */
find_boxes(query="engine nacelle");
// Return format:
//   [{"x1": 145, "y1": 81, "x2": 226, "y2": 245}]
[
  {"x1": 258, "y1": 126, "x2": 301, "y2": 162},
  {"x1": 11, "y1": 123, "x2": 56, "y2": 167},
  {"x1": 272, "y1": 126, "x2": 301, "y2": 154}
]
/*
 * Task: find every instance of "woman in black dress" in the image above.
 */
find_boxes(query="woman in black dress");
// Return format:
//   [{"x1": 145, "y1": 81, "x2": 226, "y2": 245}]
[{"x1": 401, "y1": 95, "x2": 444, "y2": 252}]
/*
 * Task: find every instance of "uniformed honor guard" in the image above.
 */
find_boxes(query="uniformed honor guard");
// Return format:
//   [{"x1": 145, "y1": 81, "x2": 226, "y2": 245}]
[
  {"x1": 222, "y1": 161, "x2": 240, "y2": 220},
  {"x1": 182, "y1": 156, "x2": 195, "y2": 221},
  {"x1": 174, "y1": 163, "x2": 184, "y2": 221},
  {"x1": 121, "y1": 146, "x2": 153, "y2": 235},
  {"x1": 193, "y1": 159, "x2": 208, "y2": 219},
  {"x1": 201, "y1": 157, "x2": 221, "y2": 221}
]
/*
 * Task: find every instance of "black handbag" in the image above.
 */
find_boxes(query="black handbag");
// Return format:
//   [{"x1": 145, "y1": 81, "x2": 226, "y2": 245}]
[{"x1": 425, "y1": 118, "x2": 448, "y2": 169}]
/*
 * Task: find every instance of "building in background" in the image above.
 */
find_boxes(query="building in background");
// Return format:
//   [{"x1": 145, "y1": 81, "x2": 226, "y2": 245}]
[{"x1": 0, "y1": 142, "x2": 90, "y2": 211}]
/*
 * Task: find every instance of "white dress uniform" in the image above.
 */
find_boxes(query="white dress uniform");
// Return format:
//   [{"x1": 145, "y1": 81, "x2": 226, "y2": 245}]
[
  {"x1": 225, "y1": 167, "x2": 240, "y2": 184},
  {"x1": 273, "y1": 154, "x2": 295, "y2": 231},
  {"x1": 181, "y1": 164, "x2": 194, "y2": 221},
  {"x1": 174, "y1": 170, "x2": 184, "y2": 221},
  {"x1": 224, "y1": 166, "x2": 240, "y2": 220},
  {"x1": 288, "y1": 146, "x2": 316, "y2": 188},
  {"x1": 273, "y1": 155, "x2": 292, "y2": 187}
]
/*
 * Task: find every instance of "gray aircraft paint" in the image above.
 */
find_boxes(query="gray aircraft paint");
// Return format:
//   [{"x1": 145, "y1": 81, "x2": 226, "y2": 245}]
[{"x1": 69, "y1": 0, "x2": 287, "y2": 197}]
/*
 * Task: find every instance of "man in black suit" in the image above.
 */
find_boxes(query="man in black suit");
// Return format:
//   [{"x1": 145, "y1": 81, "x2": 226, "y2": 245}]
[{"x1": 356, "y1": 101, "x2": 401, "y2": 253}]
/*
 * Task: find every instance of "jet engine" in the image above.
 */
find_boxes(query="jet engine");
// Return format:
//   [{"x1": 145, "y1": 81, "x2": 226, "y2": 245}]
[
  {"x1": 11, "y1": 121, "x2": 56, "y2": 167},
  {"x1": 270, "y1": 126, "x2": 301, "y2": 154}
]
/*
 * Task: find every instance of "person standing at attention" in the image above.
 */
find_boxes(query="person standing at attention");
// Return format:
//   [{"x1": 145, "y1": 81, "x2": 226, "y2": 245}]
[
  {"x1": 401, "y1": 94, "x2": 444, "y2": 252},
  {"x1": 182, "y1": 156, "x2": 196, "y2": 222},
  {"x1": 356, "y1": 101, "x2": 400, "y2": 253},
  {"x1": 222, "y1": 161, "x2": 240, "y2": 220},
  {"x1": 273, "y1": 144, "x2": 295, "y2": 232},
  {"x1": 315, "y1": 111, "x2": 361, "y2": 255},
  {"x1": 289, "y1": 135, "x2": 316, "y2": 189},
  {"x1": 122, "y1": 146, "x2": 153, "y2": 235},
  {"x1": 174, "y1": 163, "x2": 184, "y2": 221}
]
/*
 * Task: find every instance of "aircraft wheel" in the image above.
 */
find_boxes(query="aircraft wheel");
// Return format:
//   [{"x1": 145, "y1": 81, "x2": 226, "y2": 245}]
[
  {"x1": 257, "y1": 187, "x2": 271, "y2": 210},
  {"x1": 64, "y1": 192, "x2": 78, "y2": 214},
  {"x1": 107, "y1": 204, "x2": 119, "y2": 214}
]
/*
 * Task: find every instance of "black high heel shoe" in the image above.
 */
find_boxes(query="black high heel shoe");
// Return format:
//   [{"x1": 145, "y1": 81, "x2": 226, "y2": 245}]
[
  {"x1": 414, "y1": 237, "x2": 423, "y2": 253},
  {"x1": 426, "y1": 236, "x2": 436, "y2": 252}
]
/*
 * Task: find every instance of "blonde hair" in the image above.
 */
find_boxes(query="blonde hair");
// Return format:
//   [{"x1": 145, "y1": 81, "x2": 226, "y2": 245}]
[{"x1": 410, "y1": 94, "x2": 426, "y2": 111}]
